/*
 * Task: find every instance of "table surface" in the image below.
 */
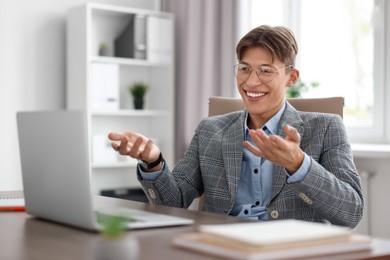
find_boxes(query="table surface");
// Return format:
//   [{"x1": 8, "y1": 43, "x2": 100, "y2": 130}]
[{"x1": 1, "y1": 196, "x2": 390, "y2": 260}]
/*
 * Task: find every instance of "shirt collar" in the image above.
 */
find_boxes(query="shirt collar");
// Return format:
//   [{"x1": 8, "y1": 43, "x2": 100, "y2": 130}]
[{"x1": 244, "y1": 101, "x2": 286, "y2": 135}]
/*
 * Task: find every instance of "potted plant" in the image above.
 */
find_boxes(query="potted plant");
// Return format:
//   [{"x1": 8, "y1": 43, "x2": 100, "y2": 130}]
[
  {"x1": 93, "y1": 213, "x2": 139, "y2": 258},
  {"x1": 99, "y1": 43, "x2": 109, "y2": 56},
  {"x1": 286, "y1": 78, "x2": 319, "y2": 98},
  {"x1": 129, "y1": 82, "x2": 149, "y2": 109}
]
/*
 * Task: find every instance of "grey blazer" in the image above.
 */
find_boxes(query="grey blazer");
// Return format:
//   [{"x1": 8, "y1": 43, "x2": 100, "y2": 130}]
[{"x1": 139, "y1": 102, "x2": 364, "y2": 228}]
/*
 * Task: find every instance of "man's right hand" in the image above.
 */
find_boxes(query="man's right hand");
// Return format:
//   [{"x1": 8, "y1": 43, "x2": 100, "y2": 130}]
[{"x1": 108, "y1": 131, "x2": 161, "y2": 166}]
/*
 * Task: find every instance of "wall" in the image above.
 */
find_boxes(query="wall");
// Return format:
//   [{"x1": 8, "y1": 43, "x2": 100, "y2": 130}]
[
  {"x1": 354, "y1": 158, "x2": 390, "y2": 239},
  {"x1": 0, "y1": 0, "x2": 159, "y2": 191}
]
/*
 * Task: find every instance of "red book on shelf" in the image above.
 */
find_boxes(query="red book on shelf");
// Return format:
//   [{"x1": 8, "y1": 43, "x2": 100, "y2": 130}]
[{"x1": 0, "y1": 190, "x2": 25, "y2": 211}]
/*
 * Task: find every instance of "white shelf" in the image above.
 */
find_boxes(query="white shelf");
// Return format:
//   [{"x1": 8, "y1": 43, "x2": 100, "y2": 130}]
[
  {"x1": 91, "y1": 56, "x2": 169, "y2": 67},
  {"x1": 89, "y1": 2, "x2": 165, "y2": 17},
  {"x1": 91, "y1": 110, "x2": 169, "y2": 117},
  {"x1": 67, "y1": 3, "x2": 174, "y2": 193}
]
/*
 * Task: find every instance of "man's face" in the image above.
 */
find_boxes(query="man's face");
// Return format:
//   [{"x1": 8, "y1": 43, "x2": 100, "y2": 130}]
[{"x1": 236, "y1": 47, "x2": 297, "y2": 127}]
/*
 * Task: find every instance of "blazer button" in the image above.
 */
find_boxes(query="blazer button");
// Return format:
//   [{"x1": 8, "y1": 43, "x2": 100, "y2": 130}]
[
  {"x1": 270, "y1": 210, "x2": 279, "y2": 219},
  {"x1": 148, "y1": 188, "x2": 156, "y2": 199},
  {"x1": 299, "y1": 192, "x2": 307, "y2": 199},
  {"x1": 299, "y1": 192, "x2": 313, "y2": 205}
]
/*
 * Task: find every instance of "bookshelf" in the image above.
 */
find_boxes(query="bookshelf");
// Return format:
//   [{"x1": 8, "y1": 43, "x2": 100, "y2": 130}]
[{"x1": 66, "y1": 3, "x2": 174, "y2": 193}]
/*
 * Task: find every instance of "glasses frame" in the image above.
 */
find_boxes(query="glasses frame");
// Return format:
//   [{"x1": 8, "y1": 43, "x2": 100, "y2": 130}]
[{"x1": 233, "y1": 64, "x2": 293, "y2": 83}]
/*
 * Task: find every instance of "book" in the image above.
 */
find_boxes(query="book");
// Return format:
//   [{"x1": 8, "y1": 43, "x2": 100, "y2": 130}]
[
  {"x1": 147, "y1": 15, "x2": 173, "y2": 63},
  {"x1": 90, "y1": 63, "x2": 119, "y2": 111},
  {"x1": 173, "y1": 220, "x2": 372, "y2": 260},
  {"x1": 0, "y1": 190, "x2": 25, "y2": 211},
  {"x1": 114, "y1": 14, "x2": 147, "y2": 60}
]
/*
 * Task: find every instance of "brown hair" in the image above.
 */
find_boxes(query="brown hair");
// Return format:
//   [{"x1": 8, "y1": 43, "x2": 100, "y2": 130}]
[{"x1": 236, "y1": 25, "x2": 298, "y2": 67}]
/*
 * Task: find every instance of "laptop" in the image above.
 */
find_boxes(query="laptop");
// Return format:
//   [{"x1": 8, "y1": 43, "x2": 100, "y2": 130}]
[{"x1": 16, "y1": 110, "x2": 193, "y2": 231}]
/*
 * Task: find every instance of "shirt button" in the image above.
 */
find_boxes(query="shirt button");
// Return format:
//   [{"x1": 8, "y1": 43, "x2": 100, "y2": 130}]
[
  {"x1": 254, "y1": 169, "x2": 258, "y2": 174},
  {"x1": 148, "y1": 188, "x2": 156, "y2": 199},
  {"x1": 270, "y1": 210, "x2": 279, "y2": 219},
  {"x1": 244, "y1": 209, "x2": 249, "y2": 215},
  {"x1": 255, "y1": 201, "x2": 260, "y2": 206}
]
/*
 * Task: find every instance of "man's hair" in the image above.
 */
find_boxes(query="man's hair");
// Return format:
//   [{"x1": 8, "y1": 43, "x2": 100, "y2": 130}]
[{"x1": 236, "y1": 25, "x2": 298, "y2": 67}]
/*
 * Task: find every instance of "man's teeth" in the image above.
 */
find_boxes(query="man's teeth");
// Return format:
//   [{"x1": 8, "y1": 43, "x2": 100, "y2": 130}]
[{"x1": 247, "y1": 92, "x2": 265, "y2": 98}]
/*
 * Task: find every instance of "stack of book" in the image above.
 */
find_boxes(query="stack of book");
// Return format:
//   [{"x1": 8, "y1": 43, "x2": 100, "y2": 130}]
[{"x1": 173, "y1": 219, "x2": 372, "y2": 260}]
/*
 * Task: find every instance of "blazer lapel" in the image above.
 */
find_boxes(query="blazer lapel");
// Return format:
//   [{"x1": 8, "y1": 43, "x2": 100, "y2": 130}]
[
  {"x1": 222, "y1": 111, "x2": 246, "y2": 204},
  {"x1": 271, "y1": 102, "x2": 304, "y2": 201}
]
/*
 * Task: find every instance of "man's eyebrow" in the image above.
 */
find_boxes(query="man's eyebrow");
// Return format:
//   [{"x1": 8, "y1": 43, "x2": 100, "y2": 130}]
[{"x1": 238, "y1": 61, "x2": 274, "y2": 67}]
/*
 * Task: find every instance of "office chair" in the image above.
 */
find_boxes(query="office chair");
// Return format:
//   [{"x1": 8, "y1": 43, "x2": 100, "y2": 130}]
[{"x1": 192, "y1": 96, "x2": 344, "y2": 211}]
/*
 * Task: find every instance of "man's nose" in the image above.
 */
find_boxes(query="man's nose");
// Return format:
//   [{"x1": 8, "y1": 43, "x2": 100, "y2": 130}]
[{"x1": 246, "y1": 70, "x2": 262, "y2": 86}]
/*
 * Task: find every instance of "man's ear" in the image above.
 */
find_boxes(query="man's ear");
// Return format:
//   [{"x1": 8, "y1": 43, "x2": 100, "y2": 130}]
[{"x1": 287, "y1": 68, "x2": 300, "y2": 87}]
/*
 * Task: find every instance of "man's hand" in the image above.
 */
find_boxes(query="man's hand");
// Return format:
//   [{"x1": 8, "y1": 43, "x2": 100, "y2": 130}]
[
  {"x1": 108, "y1": 131, "x2": 161, "y2": 164},
  {"x1": 243, "y1": 124, "x2": 305, "y2": 173}
]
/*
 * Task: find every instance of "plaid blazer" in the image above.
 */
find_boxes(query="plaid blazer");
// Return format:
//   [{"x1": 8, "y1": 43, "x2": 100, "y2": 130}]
[{"x1": 139, "y1": 102, "x2": 364, "y2": 228}]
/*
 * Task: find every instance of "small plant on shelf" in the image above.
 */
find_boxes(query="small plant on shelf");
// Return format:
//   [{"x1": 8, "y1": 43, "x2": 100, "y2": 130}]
[
  {"x1": 129, "y1": 82, "x2": 149, "y2": 110},
  {"x1": 98, "y1": 43, "x2": 110, "y2": 56}
]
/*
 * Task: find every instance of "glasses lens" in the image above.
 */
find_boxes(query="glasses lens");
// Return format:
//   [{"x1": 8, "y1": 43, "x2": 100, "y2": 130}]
[
  {"x1": 234, "y1": 64, "x2": 251, "y2": 81},
  {"x1": 234, "y1": 64, "x2": 279, "y2": 83},
  {"x1": 257, "y1": 65, "x2": 276, "y2": 83}
]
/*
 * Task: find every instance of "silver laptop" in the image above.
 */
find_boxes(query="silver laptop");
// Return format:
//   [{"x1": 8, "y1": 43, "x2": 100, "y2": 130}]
[{"x1": 16, "y1": 110, "x2": 193, "y2": 231}]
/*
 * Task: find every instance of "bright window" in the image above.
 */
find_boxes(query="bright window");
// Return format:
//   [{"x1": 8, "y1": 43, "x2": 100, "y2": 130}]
[{"x1": 249, "y1": 0, "x2": 385, "y2": 142}]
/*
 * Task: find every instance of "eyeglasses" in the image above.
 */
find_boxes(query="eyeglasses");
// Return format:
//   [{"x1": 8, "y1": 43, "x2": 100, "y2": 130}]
[{"x1": 233, "y1": 63, "x2": 293, "y2": 83}]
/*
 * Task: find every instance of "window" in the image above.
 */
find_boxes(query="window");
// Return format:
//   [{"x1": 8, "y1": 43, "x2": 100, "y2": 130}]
[{"x1": 248, "y1": 0, "x2": 386, "y2": 143}]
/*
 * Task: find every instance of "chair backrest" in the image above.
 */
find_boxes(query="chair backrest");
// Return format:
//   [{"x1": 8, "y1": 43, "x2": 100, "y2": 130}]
[{"x1": 208, "y1": 96, "x2": 344, "y2": 117}]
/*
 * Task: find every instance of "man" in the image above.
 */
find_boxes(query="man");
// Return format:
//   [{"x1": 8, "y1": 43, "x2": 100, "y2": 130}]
[{"x1": 108, "y1": 25, "x2": 363, "y2": 228}]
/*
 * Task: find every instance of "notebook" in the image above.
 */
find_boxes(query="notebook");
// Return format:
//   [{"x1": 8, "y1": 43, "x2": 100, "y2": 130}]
[
  {"x1": 173, "y1": 220, "x2": 372, "y2": 260},
  {"x1": 16, "y1": 110, "x2": 193, "y2": 231},
  {"x1": 0, "y1": 190, "x2": 25, "y2": 211}
]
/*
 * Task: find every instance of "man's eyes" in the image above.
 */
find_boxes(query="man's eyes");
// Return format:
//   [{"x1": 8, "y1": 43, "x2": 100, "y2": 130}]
[
  {"x1": 239, "y1": 65, "x2": 251, "y2": 72},
  {"x1": 238, "y1": 65, "x2": 275, "y2": 73},
  {"x1": 259, "y1": 66, "x2": 274, "y2": 73}
]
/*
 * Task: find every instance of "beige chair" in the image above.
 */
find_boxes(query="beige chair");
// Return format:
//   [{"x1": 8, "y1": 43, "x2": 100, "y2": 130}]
[
  {"x1": 208, "y1": 96, "x2": 344, "y2": 117},
  {"x1": 193, "y1": 96, "x2": 344, "y2": 211}
]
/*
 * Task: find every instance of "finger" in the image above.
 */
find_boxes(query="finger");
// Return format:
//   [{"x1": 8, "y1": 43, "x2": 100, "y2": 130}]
[
  {"x1": 243, "y1": 140, "x2": 263, "y2": 157},
  {"x1": 127, "y1": 136, "x2": 144, "y2": 158},
  {"x1": 108, "y1": 132, "x2": 123, "y2": 141},
  {"x1": 284, "y1": 124, "x2": 300, "y2": 143},
  {"x1": 141, "y1": 139, "x2": 155, "y2": 160},
  {"x1": 118, "y1": 135, "x2": 130, "y2": 155},
  {"x1": 248, "y1": 129, "x2": 267, "y2": 148},
  {"x1": 111, "y1": 142, "x2": 120, "y2": 151}
]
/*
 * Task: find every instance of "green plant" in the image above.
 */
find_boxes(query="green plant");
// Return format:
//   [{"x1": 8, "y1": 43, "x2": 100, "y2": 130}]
[
  {"x1": 99, "y1": 43, "x2": 108, "y2": 49},
  {"x1": 97, "y1": 212, "x2": 129, "y2": 238},
  {"x1": 286, "y1": 78, "x2": 319, "y2": 98},
  {"x1": 129, "y1": 82, "x2": 149, "y2": 101}
]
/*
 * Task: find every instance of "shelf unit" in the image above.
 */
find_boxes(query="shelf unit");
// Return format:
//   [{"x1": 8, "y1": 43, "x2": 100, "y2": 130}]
[{"x1": 66, "y1": 3, "x2": 174, "y2": 193}]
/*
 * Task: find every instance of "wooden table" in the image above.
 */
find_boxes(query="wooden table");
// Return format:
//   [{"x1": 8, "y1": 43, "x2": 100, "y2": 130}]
[{"x1": 1, "y1": 196, "x2": 390, "y2": 260}]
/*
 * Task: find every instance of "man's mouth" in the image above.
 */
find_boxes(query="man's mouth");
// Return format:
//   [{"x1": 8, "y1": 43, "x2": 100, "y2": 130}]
[{"x1": 246, "y1": 91, "x2": 266, "y2": 98}]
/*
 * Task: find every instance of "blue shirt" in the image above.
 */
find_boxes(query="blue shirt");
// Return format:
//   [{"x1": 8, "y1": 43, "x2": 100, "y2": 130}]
[{"x1": 139, "y1": 101, "x2": 311, "y2": 218}]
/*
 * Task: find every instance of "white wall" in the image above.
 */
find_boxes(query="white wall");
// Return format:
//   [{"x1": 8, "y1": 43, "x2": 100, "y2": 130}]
[
  {"x1": 0, "y1": 0, "x2": 159, "y2": 191},
  {"x1": 354, "y1": 158, "x2": 390, "y2": 239}
]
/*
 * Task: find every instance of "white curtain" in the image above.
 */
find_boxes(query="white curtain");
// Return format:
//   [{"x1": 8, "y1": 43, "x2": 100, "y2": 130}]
[{"x1": 161, "y1": 0, "x2": 241, "y2": 161}]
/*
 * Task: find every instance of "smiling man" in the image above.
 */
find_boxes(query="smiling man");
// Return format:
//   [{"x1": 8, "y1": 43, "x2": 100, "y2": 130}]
[{"x1": 108, "y1": 25, "x2": 364, "y2": 228}]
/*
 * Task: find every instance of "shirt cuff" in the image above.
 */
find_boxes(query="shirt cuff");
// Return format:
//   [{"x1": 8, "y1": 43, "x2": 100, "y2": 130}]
[
  {"x1": 286, "y1": 153, "x2": 311, "y2": 183},
  {"x1": 138, "y1": 162, "x2": 164, "y2": 181}
]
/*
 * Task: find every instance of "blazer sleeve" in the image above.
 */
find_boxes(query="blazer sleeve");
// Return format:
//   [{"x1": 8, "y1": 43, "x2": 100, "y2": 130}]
[
  {"x1": 137, "y1": 120, "x2": 206, "y2": 208},
  {"x1": 288, "y1": 114, "x2": 364, "y2": 227}
]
